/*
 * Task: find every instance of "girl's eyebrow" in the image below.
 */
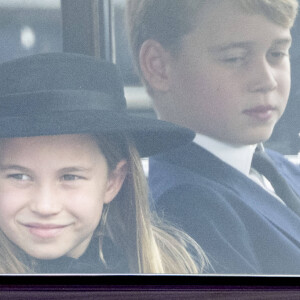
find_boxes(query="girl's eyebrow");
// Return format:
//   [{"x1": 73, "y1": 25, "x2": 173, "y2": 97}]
[
  {"x1": 58, "y1": 167, "x2": 93, "y2": 173},
  {"x1": 0, "y1": 165, "x2": 93, "y2": 173},
  {"x1": 0, "y1": 165, "x2": 30, "y2": 172}
]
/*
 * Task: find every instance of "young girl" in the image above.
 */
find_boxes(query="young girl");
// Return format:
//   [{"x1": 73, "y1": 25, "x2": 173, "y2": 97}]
[{"x1": 0, "y1": 52, "x2": 209, "y2": 274}]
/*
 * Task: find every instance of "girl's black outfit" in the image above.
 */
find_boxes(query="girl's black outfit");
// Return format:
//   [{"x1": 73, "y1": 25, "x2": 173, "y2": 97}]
[{"x1": 25, "y1": 237, "x2": 129, "y2": 274}]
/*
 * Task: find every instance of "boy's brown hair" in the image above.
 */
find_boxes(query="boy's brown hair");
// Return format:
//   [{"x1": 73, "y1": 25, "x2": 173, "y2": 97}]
[{"x1": 126, "y1": 0, "x2": 298, "y2": 76}]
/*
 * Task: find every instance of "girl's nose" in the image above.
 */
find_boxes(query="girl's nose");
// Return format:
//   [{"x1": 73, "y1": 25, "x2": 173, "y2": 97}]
[{"x1": 29, "y1": 184, "x2": 62, "y2": 216}]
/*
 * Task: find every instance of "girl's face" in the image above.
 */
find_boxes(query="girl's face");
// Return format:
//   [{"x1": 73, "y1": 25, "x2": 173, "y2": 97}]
[{"x1": 0, "y1": 134, "x2": 126, "y2": 260}]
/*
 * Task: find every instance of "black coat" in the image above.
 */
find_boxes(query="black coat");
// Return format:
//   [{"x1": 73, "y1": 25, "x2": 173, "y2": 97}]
[
  {"x1": 149, "y1": 143, "x2": 300, "y2": 274},
  {"x1": 25, "y1": 236, "x2": 129, "y2": 274}
]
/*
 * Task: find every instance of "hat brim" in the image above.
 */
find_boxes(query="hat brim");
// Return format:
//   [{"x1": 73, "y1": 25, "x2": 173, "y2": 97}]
[{"x1": 0, "y1": 110, "x2": 194, "y2": 157}]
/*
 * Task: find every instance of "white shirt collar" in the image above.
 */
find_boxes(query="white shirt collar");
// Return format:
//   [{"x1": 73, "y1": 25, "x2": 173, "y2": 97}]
[
  {"x1": 193, "y1": 134, "x2": 285, "y2": 205},
  {"x1": 193, "y1": 133, "x2": 257, "y2": 176}
]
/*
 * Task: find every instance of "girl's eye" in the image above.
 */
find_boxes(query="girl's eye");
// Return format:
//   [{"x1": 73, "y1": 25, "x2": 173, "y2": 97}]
[
  {"x1": 61, "y1": 174, "x2": 82, "y2": 181},
  {"x1": 8, "y1": 174, "x2": 31, "y2": 181}
]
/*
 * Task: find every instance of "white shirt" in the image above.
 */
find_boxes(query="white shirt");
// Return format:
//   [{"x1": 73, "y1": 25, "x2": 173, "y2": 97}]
[{"x1": 193, "y1": 133, "x2": 286, "y2": 205}]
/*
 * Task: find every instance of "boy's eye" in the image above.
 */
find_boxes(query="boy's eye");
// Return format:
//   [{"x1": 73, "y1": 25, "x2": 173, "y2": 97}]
[
  {"x1": 218, "y1": 52, "x2": 247, "y2": 66},
  {"x1": 8, "y1": 174, "x2": 31, "y2": 181},
  {"x1": 271, "y1": 52, "x2": 284, "y2": 57},
  {"x1": 222, "y1": 56, "x2": 245, "y2": 64},
  {"x1": 268, "y1": 50, "x2": 290, "y2": 63},
  {"x1": 215, "y1": 48, "x2": 248, "y2": 66}
]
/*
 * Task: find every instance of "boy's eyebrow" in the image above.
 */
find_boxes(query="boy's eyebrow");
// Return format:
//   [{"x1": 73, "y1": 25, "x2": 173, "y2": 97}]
[
  {"x1": 209, "y1": 38, "x2": 292, "y2": 53},
  {"x1": 271, "y1": 38, "x2": 292, "y2": 47},
  {"x1": 209, "y1": 41, "x2": 255, "y2": 53}
]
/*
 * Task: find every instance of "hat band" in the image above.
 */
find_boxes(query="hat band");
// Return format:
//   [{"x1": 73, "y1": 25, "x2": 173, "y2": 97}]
[{"x1": 0, "y1": 90, "x2": 127, "y2": 116}]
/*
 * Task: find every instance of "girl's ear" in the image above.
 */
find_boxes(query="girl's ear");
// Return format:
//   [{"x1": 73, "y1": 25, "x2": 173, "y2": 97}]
[
  {"x1": 103, "y1": 159, "x2": 128, "y2": 204},
  {"x1": 139, "y1": 39, "x2": 172, "y2": 92}
]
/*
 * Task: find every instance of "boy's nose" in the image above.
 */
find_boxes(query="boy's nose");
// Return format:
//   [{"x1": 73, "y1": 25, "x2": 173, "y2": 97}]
[
  {"x1": 247, "y1": 60, "x2": 278, "y2": 94},
  {"x1": 29, "y1": 184, "x2": 62, "y2": 216}
]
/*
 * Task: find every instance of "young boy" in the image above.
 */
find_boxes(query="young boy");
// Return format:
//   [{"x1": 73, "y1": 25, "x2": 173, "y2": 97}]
[{"x1": 126, "y1": 0, "x2": 300, "y2": 274}]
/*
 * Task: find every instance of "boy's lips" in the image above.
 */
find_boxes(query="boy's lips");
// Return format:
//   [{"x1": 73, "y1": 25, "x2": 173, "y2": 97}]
[{"x1": 243, "y1": 105, "x2": 276, "y2": 121}]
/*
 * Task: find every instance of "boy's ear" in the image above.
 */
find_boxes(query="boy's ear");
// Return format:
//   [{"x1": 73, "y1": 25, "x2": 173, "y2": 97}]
[
  {"x1": 139, "y1": 39, "x2": 171, "y2": 92},
  {"x1": 103, "y1": 159, "x2": 128, "y2": 204}
]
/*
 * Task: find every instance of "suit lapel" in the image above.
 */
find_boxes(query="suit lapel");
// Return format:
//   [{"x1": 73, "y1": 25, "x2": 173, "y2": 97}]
[{"x1": 152, "y1": 143, "x2": 300, "y2": 245}]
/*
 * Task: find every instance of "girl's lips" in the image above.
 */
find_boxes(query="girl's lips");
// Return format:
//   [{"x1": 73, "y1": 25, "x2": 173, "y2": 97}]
[
  {"x1": 23, "y1": 223, "x2": 69, "y2": 239},
  {"x1": 243, "y1": 105, "x2": 276, "y2": 121}
]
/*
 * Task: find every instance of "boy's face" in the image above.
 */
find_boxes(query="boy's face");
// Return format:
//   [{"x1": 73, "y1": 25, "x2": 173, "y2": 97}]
[
  {"x1": 0, "y1": 134, "x2": 125, "y2": 260},
  {"x1": 165, "y1": 0, "x2": 292, "y2": 145}
]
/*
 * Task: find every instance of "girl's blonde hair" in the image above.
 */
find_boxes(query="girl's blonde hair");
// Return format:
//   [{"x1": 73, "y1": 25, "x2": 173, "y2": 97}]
[
  {"x1": 97, "y1": 133, "x2": 209, "y2": 273},
  {"x1": 0, "y1": 133, "x2": 209, "y2": 274}
]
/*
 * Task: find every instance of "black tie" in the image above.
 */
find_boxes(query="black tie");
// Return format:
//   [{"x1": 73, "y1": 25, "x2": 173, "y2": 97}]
[{"x1": 251, "y1": 146, "x2": 300, "y2": 217}]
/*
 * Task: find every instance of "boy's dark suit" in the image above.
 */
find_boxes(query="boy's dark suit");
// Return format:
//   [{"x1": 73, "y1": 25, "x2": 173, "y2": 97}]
[{"x1": 149, "y1": 143, "x2": 300, "y2": 274}]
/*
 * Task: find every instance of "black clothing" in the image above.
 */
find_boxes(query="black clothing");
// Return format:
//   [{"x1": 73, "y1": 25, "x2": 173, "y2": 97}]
[
  {"x1": 26, "y1": 237, "x2": 129, "y2": 274},
  {"x1": 149, "y1": 143, "x2": 300, "y2": 274}
]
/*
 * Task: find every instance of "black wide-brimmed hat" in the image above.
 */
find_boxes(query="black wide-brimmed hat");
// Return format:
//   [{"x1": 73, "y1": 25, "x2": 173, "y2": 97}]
[{"x1": 0, "y1": 52, "x2": 194, "y2": 157}]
